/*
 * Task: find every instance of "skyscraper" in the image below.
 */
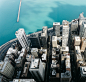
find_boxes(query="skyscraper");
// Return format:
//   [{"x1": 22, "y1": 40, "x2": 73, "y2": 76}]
[
  {"x1": 79, "y1": 21, "x2": 86, "y2": 38},
  {"x1": 0, "y1": 61, "x2": 15, "y2": 78},
  {"x1": 62, "y1": 20, "x2": 69, "y2": 47},
  {"x1": 41, "y1": 26, "x2": 48, "y2": 49},
  {"x1": 53, "y1": 22, "x2": 60, "y2": 36},
  {"x1": 29, "y1": 59, "x2": 45, "y2": 81},
  {"x1": 15, "y1": 28, "x2": 29, "y2": 51},
  {"x1": 29, "y1": 34, "x2": 41, "y2": 48}
]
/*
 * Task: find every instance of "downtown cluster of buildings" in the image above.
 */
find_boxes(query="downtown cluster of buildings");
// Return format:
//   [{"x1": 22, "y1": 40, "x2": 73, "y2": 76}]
[{"x1": 0, "y1": 13, "x2": 86, "y2": 82}]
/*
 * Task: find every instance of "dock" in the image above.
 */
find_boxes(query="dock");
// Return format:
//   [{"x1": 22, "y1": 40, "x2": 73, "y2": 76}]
[{"x1": 17, "y1": 0, "x2": 21, "y2": 22}]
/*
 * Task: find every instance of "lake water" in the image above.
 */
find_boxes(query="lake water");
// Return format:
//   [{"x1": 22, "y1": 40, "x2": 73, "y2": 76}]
[{"x1": 0, "y1": 0, "x2": 86, "y2": 46}]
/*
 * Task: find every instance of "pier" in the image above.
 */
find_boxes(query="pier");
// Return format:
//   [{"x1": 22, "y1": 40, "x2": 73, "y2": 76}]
[{"x1": 17, "y1": 0, "x2": 21, "y2": 22}]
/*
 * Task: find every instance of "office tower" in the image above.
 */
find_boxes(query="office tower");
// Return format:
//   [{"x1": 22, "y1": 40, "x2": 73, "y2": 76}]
[
  {"x1": 29, "y1": 59, "x2": 45, "y2": 81},
  {"x1": 29, "y1": 34, "x2": 41, "y2": 48},
  {"x1": 21, "y1": 62, "x2": 31, "y2": 78},
  {"x1": 79, "y1": 21, "x2": 86, "y2": 38},
  {"x1": 61, "y1": 53, "x2": 71, "y2": 82},
  {"x1": 42, "y1": 26, "x2": 48, "y2": 38},
  {"x1": 71, "y1": 20, "x2": 78, "y2": 33},
  {"x1": 79, "y1": 12, "x2": 86, "y2": 26},
  {"x1": 52, "y1": 36, "x2": 57, "y2": 48},
  {"x1": 15, "y1": 28, "x2": 29, "y2": 51},
  {"x1": 53, "y1": 22, "x2": 60, "y2": 36},
  {"x1": 81, "y1": 37, "x2": 86, "y2": 52},
  {"x1": 74, "y1": 46, "x2": 83, "y2": 62},
  {"x1": 41, "y1": 26, "x2": 48, "y2": 49},
  {"x1": 74, "y1": 36, "x2": 80, "y2": 46},
  {"x1": 62, "y1": 20, "x2": 69, "y2": 47},
  {"x1": 0, "y1": 61, "x2": 15, "y2": 78},
  {"x1": 31, "y1": 48, "x2": 38, "y2": 57}
]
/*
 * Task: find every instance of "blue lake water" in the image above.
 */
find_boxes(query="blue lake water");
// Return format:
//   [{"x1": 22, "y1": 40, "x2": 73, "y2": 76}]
[{"x1": 0, "y1": 0, "x2": 86, "y2": 46}]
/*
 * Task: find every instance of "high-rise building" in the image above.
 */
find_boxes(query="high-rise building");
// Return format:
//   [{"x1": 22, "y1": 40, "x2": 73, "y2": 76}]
[
  {"x1": 15, "y1": 48, "x2": 27, "y2": 68},
  {"x1": 21, "y1": 62, "x2": 31, "y2": 78},
  {"x1": 74, "y1": 36, "x2": 80, "y2": 46},
  {"x1": 41, "y1": 26, "x2": 48, "y2": 49},
  {"x1": 53, "y1": 22, "x2": 60, "y2": 36},
  {"x1": 74, "y1": 46, "x2": 83, "y2": 62},
  {"x1": 15, "y1": 28, "x2": 29, "y2": 51},
  {"x1": 29, "y1": 59, "x2": 45, "y2": 81},
  {"x1": 29, "y1": 34, "x2": 41, "y2": 48},
  {"x1": 80, "y1": 37, "x2": 86, "y2": 52},
  {"x1": 6, "y1": 47, "x2": 18, "y2": 57},
  {"x1": 79, "y1": 12, "x2": 86, "y2": 26},
  {"x1": 52, "y1": 36, "x2": 57, "y2": 48},
  {"x1": 0, "y1": 61, "x2": 15, "y2": 78},
  {"x1": 79, "y1": 21, "x2": 86, "y2": 38},
  {"x1": 71, "y1": 20, "x2": 78, "y2": 33},
  {"x1": 61, "y1": 53, "x2": 71, "y2": 82},
  {"x1": 62, "y1": 20, "x2": 69, "y2": 47}
]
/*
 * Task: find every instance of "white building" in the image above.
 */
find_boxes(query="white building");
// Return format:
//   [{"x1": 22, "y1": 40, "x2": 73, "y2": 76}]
[
  {"x1": 62, "y1": 20, "x2": 69, "y2": 47},
  {"x1": 41, "y1": 53, "x2": 47, "y2": 62},
  {"x1": 61, "y1": 46, "x2": 69, "y2": 54},
  {"x1": 6, "y1": 47, "x2": 18, "y2": 57},
  {"x1": 52, "y1": 36, "x2": 57, "y2": 48},
  {"x1": 81, "y1": 37, "x2": 86, "y2": 52},
  {"x1": 74, "y1": 36, "x2": 80, "y2": 46},
  {"x1": 74, "y1": 46, "x2": 83, "y2": 62},
  {"x1": 29, "y1": 59, "x2": 45, "y2": 81},
  {"x1": 15, "y1": 28, "x2": 29, "y2": 51}
]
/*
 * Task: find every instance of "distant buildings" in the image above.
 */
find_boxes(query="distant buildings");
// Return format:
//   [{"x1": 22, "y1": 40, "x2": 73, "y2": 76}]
[{"x1": 1, "y1": 12, "x2": 86, "y2": 82}]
